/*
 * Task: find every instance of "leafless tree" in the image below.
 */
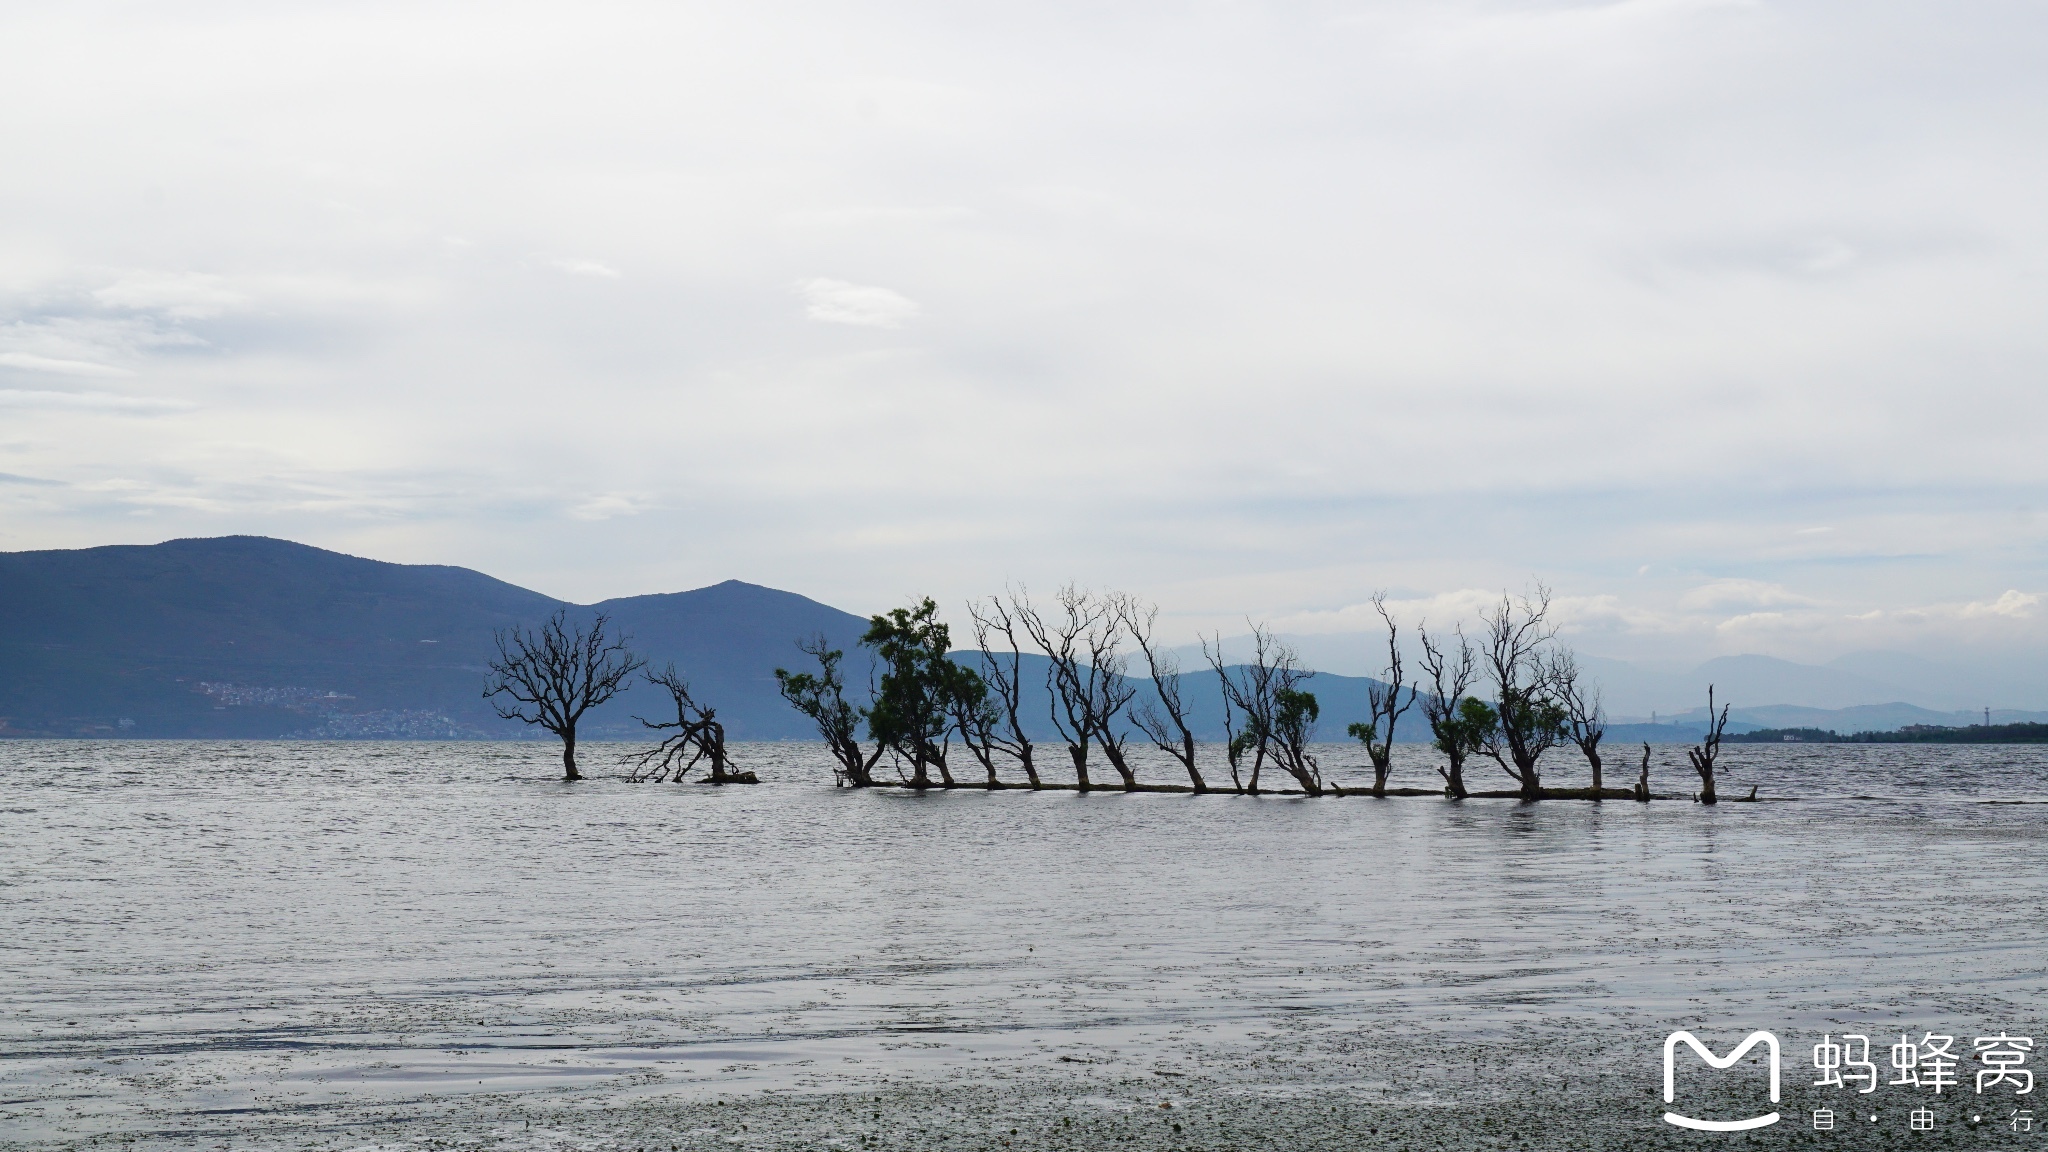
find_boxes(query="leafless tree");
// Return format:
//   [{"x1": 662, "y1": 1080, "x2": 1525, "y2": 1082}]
[
  {"x1": 1205, "y1": 630, "x2": 1265, "y2": 793},
  {"x1": 1478, "y1": 588, "x2": 1566, "y2": 800},
  {"x1": 1550, "y1": 649, "x2": 1607, "y2": 792},
  {"x1": 1204, "y1": 633, "x2": 1249, "y2": 792},
  {"x1": 1634, "y1": 741, "x2": 1652, "y2": 801},
  {"x1": 1113, "y1": 593, "x2": 1207, "y2": 792},
  {"x1": 631, "y1": 665, "x2": 756, "y2": 784},
  {"x1": 1347, "y1": 593, "x2": 1416, "y2": 796},
  {"x1": 1081, "y1": 610, "x2": 1140, "y2": 790},
  {"x1": 1688, "y1": 685, "x2": 1731, "y2": 805},
  {"x1": 484, "y1": 609, "x2": 643, "y2": 781},
  {"x1": 776, "y1": 635, "x2": 885, "y2": 787},
  {"x1": 1416, "y1": 622, "x2": 1482, "y2": 799},
  {"x1": 968, "y1": 595, "x2": 1041, "y2": 788},
  {"x1": 1017, "y1": 586, "x2": 1104, "y2": 791}
]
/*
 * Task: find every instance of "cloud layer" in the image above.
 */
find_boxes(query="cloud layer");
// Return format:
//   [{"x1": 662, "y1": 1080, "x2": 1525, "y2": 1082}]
[{"x1": 0, "y1": 0, "x2": 2043, "y2": 667}]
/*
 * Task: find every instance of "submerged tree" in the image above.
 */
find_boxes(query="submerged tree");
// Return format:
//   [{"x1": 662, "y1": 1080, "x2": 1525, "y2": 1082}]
[
  {"x1": 484, "y1": 609, "x2": 643, "y2": 781},
  {"x1": 1272, "y1": 685, "x2": 1324, "y2": 794},
  {"x1": 1081, "y1": 608, "x2": 1141, "y2": 790},
  {"x1": 631, "y1": 664, "x2": 757, "y2": 784},
  {"x1": 862, "y1": 598, "x2": 957, "y2": 788},
  {"x1": 968, "y1": 595, "x2": 1041, "y2": 788},
  {"x1": 1019, "y1": 586, "x2": 1107, "y2": 791},
  {"x1": 1688, "y1": 685, "x2": 1732, "y2": 805},
  {"x1": 1550, "y1": 649, "x2": 1607, "y2": 793},
  {"x1": 776, "y1": 636, "x2": 883, "y2": 787},
  {"x1": 1114, "y1": 593, "x2": 1207, "y2": 792},
  {"x1": 1416, "y1": 622, "x2": 1487, "y2": 799},
  {"x1": 1479, "y1": 589, "x2": 1567, "y2": 800},
  {"x1": 944, "y1": 660, "x2": 1005, "y2": 788},
  {"x1": 1345, "y1": 593, "x2": 1416, "y2": 796},
  {"x1": 1208, "y1": 625, "x2": 1318, "y2": 795}
]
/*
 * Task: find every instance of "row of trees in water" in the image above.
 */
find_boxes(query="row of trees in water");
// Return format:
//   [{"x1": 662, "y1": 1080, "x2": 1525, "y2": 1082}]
[
  {"x1": 477, "y1": 586, "x2": 1738, "y2": 803},
  {"x1": 772, "y1": 586, "x2": 1737, "y2": 803}
]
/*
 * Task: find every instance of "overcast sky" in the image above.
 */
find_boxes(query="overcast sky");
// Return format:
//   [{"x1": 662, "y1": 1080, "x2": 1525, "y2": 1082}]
[{"x1": 2, "y1": 0, "x2": 2044, "y2": 667}]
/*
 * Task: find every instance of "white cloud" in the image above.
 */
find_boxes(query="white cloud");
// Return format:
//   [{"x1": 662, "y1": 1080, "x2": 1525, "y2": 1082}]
[
  {"x1": 551, "y1": 258, "x2": 621, "y2": 279},
  {"x1": 1678, "y1": 579, "x2": 1819, "y2": 612},
  {"x1": 92, "y1": 271, "x2": 248, "y2": 318},
  {"x1": 798, "y1": 278, "x2": 920, "y2": 328},
  {"x1": 569, "y1": 493, "x2": 649, "y2": 521},
  {"x1": 0, "y1": 352, "x2": 132, "y2": 377},
  {"x1": 1965, "y1": 590, "x2": 2040, "y2": 618},
  {"x1": 0, "y1": 389, "x2": 189, "y2": 412}
]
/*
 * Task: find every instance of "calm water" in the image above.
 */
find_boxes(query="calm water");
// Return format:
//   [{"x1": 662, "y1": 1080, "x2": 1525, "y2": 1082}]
[{"x1": 1, "y1": 740, "x2": 2043, "y2": 1147}]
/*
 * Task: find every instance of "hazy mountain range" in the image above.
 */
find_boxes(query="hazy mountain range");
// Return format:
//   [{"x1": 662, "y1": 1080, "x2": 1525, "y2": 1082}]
[
  {"x1": 0, "y1": 536, "x2": 1429, "y2": 742},
  {"x1": 2, "y1": 536, "x2": 2033, "y2": 742},
  {"x1": 1187, "y1": 633, "x2": 2045, "y2": 730}
]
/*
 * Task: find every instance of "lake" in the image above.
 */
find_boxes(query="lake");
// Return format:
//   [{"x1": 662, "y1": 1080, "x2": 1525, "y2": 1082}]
[{"x1": 2, "y1": 740, "x2": 2043, "y2": 1150}]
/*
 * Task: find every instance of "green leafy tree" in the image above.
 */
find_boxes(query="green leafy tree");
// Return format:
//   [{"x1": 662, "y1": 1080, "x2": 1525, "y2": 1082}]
[
  {"x1": 1479, "y1": 588, "x2": 1567, "y2": 799},
  {"x1": 776, "y1": 636, "x2": 882, "y2": 787},
  {"x1": 1272, "y1": 687, "x2": 1323, "y2": 793},
  {"x1": 862, "y1": 598, "x2": 958, "y2": 788}
]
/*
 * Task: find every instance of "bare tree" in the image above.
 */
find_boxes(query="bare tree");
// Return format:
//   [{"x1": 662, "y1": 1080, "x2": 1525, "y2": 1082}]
[
  {"x1": 776, "y1": 636, "x2": 884, "y2": 787},
  {"x1": 1018, "y1": 586, "x2": 1106, "y2": 791},
  {"x1": 1113, "y1": 593, "x2": 1207, "y2": 792},
  {"x1": 1688, "y1": 685, "x2": 1731, "y2": 805},
  {"x1": 484, "y1": 609, "x2": 643, "y2": 781},
  {"x1": 1634, "y1": 741, "x2": 1652, "y2": 801},
  {"x1": 968, "y1": 595, "x2": 1041, "y2": 788},
  {"x1": 1550, "y1": 649, "x2": 1607, "y2": 793},
  {"x1": 1416, "y1": 622, "x2": 1484, "y2": 799},
  {"x1": 1345, "y1": 593, "x2": 1416, "y2": 796},
  {"x1": 1478, "y1": 588, "x2": 1566, "y2": 800},
  {"x1": 1203, "y1": 632, "x2": 1248, "y2": 793},
  {"x1": 1205, "y1": 629, "x2": 1267, "y2": 793},
  {"x1": 1081, "y1": 611, "x2": 1140, "y2": 790},
  {"x1": 631, "y1": 665, "x2": 757, "y2": 784}
]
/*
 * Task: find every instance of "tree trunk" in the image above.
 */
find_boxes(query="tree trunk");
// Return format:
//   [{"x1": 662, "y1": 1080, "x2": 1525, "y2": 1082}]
[
  {"x1": 1699, "y1": 771, "x2": 1717, "y2": 805},
  {"x1": 1587, "y1": 746, "x2": 1603, "y2": 793},
  {"x1": 1372, "y1": 754, "x2": 1392, "y2": 797},
  {"x1": 561, "y1": 726, "x2": 580, "y2": 781},
  {"x1": 1181, "y1": 735, "x2": 1207, "y2": 793},
  {"x1": 1442, "y1": 754, "x2": 1466, "y2": 799},
  {"x1": 1069, "y1": 744, "x2": 1091, "y2": 792},
  {"x1": 1019, "y1": 746, "x2": 1041, "y2": 789},
  {"x1": 1099, "y1": 738, "x2": 1138, "y2": 791}
]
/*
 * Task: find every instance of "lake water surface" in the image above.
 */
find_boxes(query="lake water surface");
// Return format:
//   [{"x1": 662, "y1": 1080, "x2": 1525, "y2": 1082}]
[{"x1": 2, "y1": 740, "x2": 2043, "y2": 1150}]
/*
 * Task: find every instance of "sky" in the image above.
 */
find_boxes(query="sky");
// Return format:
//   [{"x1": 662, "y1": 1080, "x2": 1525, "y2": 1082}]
[{"x1": 2, "y1": 0, "x2": 2045, "y2": 674}]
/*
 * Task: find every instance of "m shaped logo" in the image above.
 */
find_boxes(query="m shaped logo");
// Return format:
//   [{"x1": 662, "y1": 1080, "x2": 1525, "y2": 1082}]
[{"x1": 1662, "y1": 1030, "x2": 1783, "y2": 1131}]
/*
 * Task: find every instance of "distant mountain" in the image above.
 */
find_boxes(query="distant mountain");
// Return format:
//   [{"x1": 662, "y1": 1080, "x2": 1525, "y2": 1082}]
[
  {"x1": 0, "y1": 535, "x2": 1434, "y2": 744},
  {"x1": 0, "y1": 536, "x2": 869, "y2": 739},
  {"x1": 592, "y1": 581, "x2": 870, "y2": 738},
  {"x1": 9, "y1": 536, "x2": 2018, "y2": 743},
  {"x1": 1185, "y1": 630, "x2": 2048, "y2": 714}
]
